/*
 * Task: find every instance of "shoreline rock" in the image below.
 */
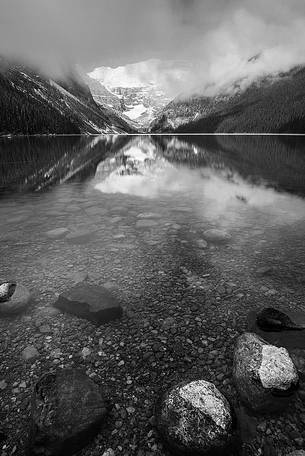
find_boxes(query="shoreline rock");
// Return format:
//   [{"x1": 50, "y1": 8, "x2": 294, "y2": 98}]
[
  {"x1": 0, "y1": 283, "x2": 32, "y2": 315},
  {"x1": 28, "y1": 369, "x2": 108, "y2": 456},
  {"x1": 157, "y1": 380, "x2": 236, "y2": 455},
  {"x1": 54, "y1": 282, "x2": 123, "y2": 325},
  {"x1": 233, "y1": 332, "x2": 299, "y2": 413}
]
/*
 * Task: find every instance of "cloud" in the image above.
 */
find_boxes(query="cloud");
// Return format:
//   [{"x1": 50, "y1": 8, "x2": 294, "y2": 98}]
[{"x1": 1, "y1": 0, "x2": 305, "y2": 95}]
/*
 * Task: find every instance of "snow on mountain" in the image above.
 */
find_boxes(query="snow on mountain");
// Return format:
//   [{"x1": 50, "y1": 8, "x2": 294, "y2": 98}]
[{"x1": 88, "y1": 60, "x2": 182, "y2": 127}]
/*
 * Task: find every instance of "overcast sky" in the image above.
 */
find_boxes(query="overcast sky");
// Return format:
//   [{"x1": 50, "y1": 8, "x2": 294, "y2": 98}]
[{"x1": 1, "y1": 0, "x2": 305, "y2": 95}]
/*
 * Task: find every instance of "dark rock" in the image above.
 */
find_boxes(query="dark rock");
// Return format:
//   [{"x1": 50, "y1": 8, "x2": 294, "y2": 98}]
[
  {"x1": 203, "y1": 229, "x2": 231, "y2": 244},
  {"x1": 157, "y1": 380, "x2": 236, "y2": 455},
  {"x1": 256, "y1": 266, "x2": 273, "y2": 276},
  {"x1": 233, "y1": 333, "x2": 299, "y2": 413},
  {"x1": 248, "y1": 310, "x2": 305, "y2": 350},
  {"x1": 54, "y1": 283, "x2": 122, "y2": 325},
  {"x1": 28, "y1": 369, "x2": 107, "y2": 456},
  {"x1": 257, "y1": 307, "x2": 305, "y2": 332},
  {"x1": 0, "y1": 282, "x2": 32, "y2": 314}
]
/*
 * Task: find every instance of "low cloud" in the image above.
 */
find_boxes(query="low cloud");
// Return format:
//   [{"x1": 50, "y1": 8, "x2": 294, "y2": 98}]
[{"x1": 1, "y1": 0, "x2": 305, "y2": 96}]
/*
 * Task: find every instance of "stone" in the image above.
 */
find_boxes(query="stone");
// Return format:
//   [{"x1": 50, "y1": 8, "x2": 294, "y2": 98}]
[
  {"x1": 28, "y1": 369, "x2": 107, "y2": 456},
  {"x1": 137, "y1": 212, "x2": 161, "y2": 219},
  {"x1": 162, "y1": 317, "x2": 176, "y2": 330},
  {"x1": 0, "y1": 283, "x2": 32, "y2": 315},
  {"x1": 66, "y1": 229, "x2": 96, "y2": 244},
  {"x1": 203, "y1": 229, "x2": 231, "y2": 243},
  {"x1": 256, "y1": 266, "x2": 273, "y2": 276},
  {"x1": 102, "y1": 450, "x2": 115, "y2": 456},
  {"x1": 0, "y1": 380, "x2": 7, "y2": 390},
  {"x1": 256, "y1": 308, "x2": 305, "y2": 332},
  {"x1": 233, "y1": 333, "x2": 299, "y2": 412},
  {"x1": 85, "y1": 207, "x2": 108, "y2": 217},
  {"x1": 70, "y1": 271, "x2": 89, "y2": 284},
  {"x1": 136, "y1": 219, "x2": 159, "y2": 229},
  {"x1": 0, "y1": 281, "x2": 16, "y2": 302},
  {"x1": 22, "y1": 345, "x2": 39, "y2": 361},
  {"x1": 197, "y1": 239, "x2": 208, "y2": 249},
  {"x1": 157, "y1": 380, "x2": 236, "y2": 455},
  {"x1": 54, "y1": 283, "x2": 122, "y2": 325},
  {"x1": 46, "y1": 228, "x2": 70, "y2": 239}
]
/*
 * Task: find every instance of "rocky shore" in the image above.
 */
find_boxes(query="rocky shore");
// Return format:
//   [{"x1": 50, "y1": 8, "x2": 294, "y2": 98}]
[{"x1": 1, "y1": 193, "x2": 305, "y2": 456}]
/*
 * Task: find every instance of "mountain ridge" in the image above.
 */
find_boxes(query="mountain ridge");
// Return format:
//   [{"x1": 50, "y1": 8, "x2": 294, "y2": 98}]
[
  {"x1": 0, "y1": 58, "x2": 136, "y2": 136},
  {"x1": 150, "y1": 66, "x2": 305, "y2": 133}
]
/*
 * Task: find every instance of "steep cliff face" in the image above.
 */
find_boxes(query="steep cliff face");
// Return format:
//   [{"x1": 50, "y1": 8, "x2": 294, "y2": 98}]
[{"x1": 0, "y1": 58, "x2": 136, "y2": 135}]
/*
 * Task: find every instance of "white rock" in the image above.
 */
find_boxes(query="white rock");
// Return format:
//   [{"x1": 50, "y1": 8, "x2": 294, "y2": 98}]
[
  {"x1": 158, "y1": 380, "x2": 234, "y2": 455},
  {"x1": 102, "y1": 450, "x2": 115, "y2": 456},
  {"x1": 259, "y1": 345, "x2": 297, "y2": 390},
  {"x1": 233, "y1": 333, "x2": 299, "y2": 412}
]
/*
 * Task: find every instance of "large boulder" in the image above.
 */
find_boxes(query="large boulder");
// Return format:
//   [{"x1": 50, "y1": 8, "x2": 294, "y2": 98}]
[
  {"x1": 157, "y1": 380, "x2": 236, "y2": 456},
  {"x1": 256, "y1": 307, "x2": 305, "y2": 332},
  {"x1": 28, "y1": 369, "x2": 107, "y2": 456},
  {"x1": 233, "y1": 333, "x2": 299, "y2": 412},
  {"x1": 0, "y1": 282, "x2": 32, "y2": 315},
  {"x1": 54, "y1": 283, "x2": 122, "y2": 325}
]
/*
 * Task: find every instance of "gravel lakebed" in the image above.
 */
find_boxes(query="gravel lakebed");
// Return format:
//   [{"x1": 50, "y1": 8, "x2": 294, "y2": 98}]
[{"x1": 1, "y1": 190, "x2": 305, "y2": 456}]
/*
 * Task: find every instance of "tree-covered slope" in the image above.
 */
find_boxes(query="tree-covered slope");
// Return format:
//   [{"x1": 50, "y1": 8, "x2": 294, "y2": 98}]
[
  {"x1": 0, "y1": 59, "x2": 135, "y2": 135},
  {"x1": 151, "y1": 67, "x2": 305, "y2": 133}
]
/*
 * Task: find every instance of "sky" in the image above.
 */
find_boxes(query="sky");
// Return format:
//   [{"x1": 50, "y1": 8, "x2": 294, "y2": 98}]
[{"x1": 1, "y1": 0, "x2": 305, "y2": 96}]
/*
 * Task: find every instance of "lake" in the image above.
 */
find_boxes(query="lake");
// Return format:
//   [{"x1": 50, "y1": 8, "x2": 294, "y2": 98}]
[{"x1": 1, "y1": 134, "x2": 305, "y2": 455}]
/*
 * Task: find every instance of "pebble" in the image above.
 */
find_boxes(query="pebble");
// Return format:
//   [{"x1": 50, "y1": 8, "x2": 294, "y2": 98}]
[
  {"x1": 21, "y1": 345, "x2": 39, "y2": 361},
  {"x1": 0, "y1": 380, "x2": 7, "y2": 390}
]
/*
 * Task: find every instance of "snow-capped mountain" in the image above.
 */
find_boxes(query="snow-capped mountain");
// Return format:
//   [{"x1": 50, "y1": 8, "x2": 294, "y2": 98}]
[{"x1": 88, "y1": 60, "x2": 174, "y2": 127}]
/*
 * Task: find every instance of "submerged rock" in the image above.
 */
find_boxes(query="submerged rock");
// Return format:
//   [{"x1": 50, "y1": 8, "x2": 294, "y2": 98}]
[
  {"x1": 137, "y1": 212, "x2": 161, "y2": 219},
  {"x1": 136, "y1": 219, "x2": 159, "y2": 229},
  {"x1": 257, "y1": 307, "x2": 305, "y2": 332},
  {"x1": 28, "y1": 369, "x2": 107, "y2": 456},
  {"x1": 66, "y1": 229, "x2": 96, "y2": 244},
  {"x1": 157, "y1": 380, "x2": 235, "y2": 455},
  {"x1": 46, "y1": 228, "x2": 70, "y2": 239},
  {"x1": 22, "y1": 345, "x2": 39, "y2": 361},
  {"x1": 54, "y1": 283, "x2": 122, "y2": 324},
  {"x1": 203, "y1": 229, "x2": 231, "y2": 243},
  {"x1": 197, "y1": 239, "x2": 208, "y2": 249},
  {"x1": 0, "y1": 282, "x2": 32, "y2": 314},
  {"x1": 233, "y1": 333, "x2": 299, "y2": 412}
]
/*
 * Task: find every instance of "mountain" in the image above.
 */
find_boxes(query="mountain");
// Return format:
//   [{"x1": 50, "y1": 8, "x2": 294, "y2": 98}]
[
  {"x1": 0, "y1": 58, "x2": 135, "y2": 136},
  {"x1": 84, "y1": 75, "x2": 126, "y2": 112},
  {"x1": 88, "y1": 62, "x2": 171, "y2": 128},
  {"x1": 150, "y1": 66, "x2": 305, "y2": 133}
]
